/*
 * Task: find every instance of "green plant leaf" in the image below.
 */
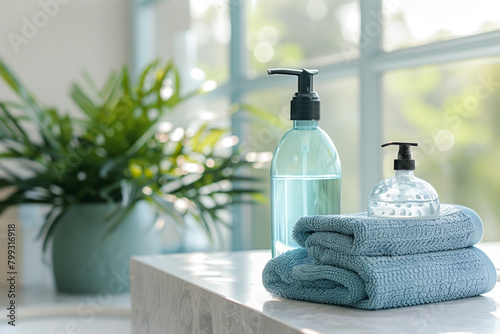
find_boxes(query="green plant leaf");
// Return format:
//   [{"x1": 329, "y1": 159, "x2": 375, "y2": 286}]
[
  {"x1": 137, "y1": 60, "x2": 159, "y2": 99},
  {"x1": 121, "y1": 66, "x2": 131, "y2": 97},
  {"x1": 193, "y1": 129, "x2": 226, "y2": 153},
  {"x1": 0, "y1": 58, "x2": 65, "y2": 156},
  {"x1": 0, "y1": 57, "x2": 26, "y2": 97},
  {"x1": 104, "y1": 203, "x2": 136, "y2": 236},
  {"x1": 101, "y1": 71, "x2": 120, "y2": 108},
  {"x1": 250, "y1": 192, "x2": 268, "y2": 205},
  {"x1": 38, "y1": 206, "x2": 65, "y2": 252},
  {"x1": 148, "y1": 193, "x2": 185, "y2": 227},
  {"x1": 238, "y1": 103, "x2": 288, "y2": 131},
  {"x1": 80, "y1": 70, "x2": 100, "y2": 101},
  {"x1": 70, "y1": 83, "x2": 100, "y2": 118},
  {"x1": 189, "y1": 197, "x2": 214, "y2": 242},
  {"x1": 0, "y1": 103, "x2": 29, "y2": 142},
  {"x1": 189, "y1": 124, "x2": 208, "y2": 149},
  {"x1": 122, "y1": 123, "x2": 158, "y2": 158}
]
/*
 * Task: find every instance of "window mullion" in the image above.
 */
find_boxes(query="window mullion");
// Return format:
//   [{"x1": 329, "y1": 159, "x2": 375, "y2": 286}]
[
  {"x1": 359, "y1": 0, "x2": 383, "y2": 210},
  {"x1": 132, "y1": 0, "x2": 157, "y2": 78},
  {"x1": 374, "y1": 30, "x2": 500, "y2": 72},
  {"x1": 229, "y1": 0, "x2": 252, "y2": 251}
]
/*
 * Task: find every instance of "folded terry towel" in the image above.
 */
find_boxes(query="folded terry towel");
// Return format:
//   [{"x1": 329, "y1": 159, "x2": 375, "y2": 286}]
[
  {"x1": 262, "y1": 247, "x2": 496, "y2": 310},
  {"x1": 293, "y1": 204, "x2": 483, "y2": 256}
]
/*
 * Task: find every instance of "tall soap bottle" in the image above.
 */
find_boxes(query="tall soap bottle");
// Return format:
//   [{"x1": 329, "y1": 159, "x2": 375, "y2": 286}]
[{"x1": 268, "y1": 68, "x2": 341, "y2": 257}]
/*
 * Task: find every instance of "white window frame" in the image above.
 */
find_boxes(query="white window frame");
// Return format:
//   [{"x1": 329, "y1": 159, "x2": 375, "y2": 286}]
[{"x1": 133, "y1": 0, "x2": 500, "y2": 250}]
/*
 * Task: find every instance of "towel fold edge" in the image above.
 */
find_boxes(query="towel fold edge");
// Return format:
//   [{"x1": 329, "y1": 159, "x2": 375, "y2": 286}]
[
  {"x1": 450, "y1": 204, "x2": 483, "y2": 245},
  {"x1": 469, "y1": 247, "x2": 497, "y2": 293}
]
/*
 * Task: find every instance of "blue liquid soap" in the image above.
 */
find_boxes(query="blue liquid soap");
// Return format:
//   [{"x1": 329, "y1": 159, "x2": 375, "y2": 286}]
[
  {"x1": 268, "y1": 68, "x2": 342, "y2": 257},
  {"x1": 271, "y1": 119, "x2": 341, "y2": 257}
]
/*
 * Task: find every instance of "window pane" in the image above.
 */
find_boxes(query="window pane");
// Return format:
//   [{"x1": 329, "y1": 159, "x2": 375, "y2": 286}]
[
  {"x1": 154, "y1": 1, "x2": 227, "y2": 88},
  {"x1": 188, "y1": 0, "x2": 230, "y2": 84},
  {"x1": 383, "y1": 58, "x2": 500, "y2": 240},
  {"x1": 245, "y1": 77, "x2": 359, "y2": 248},
  {"x1": 383, "y1": 0, "x2": 500, "y2": 51},
  {"x1": 246, "y1": 0, "x2": 360, "y2": 78}
]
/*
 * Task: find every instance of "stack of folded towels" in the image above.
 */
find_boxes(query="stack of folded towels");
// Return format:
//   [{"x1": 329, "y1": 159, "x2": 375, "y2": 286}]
[{"x1": 262, "y1": 204, "x2": 496, "y2": 310}]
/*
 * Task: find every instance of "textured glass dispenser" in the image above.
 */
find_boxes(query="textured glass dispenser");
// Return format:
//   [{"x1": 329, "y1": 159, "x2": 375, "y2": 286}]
[
  {"x1": 268, "y1": 68, "x2": 341, "y2": 257},
  {"x1": 368, "y1": 142, "x2": 440, "y2": 219}
]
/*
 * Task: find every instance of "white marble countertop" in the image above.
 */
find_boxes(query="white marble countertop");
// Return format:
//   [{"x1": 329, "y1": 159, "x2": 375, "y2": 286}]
[{"x1": 133, "y1": 243, "x2": 500, "y2": 334}]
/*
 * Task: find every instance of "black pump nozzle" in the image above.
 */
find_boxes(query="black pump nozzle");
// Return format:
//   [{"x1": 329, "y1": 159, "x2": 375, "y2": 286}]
[
  {"x1": 267, "y1": 68, "x2": 318, "y2": 92},
  {"x1": 267, "y1": 68, "x2": 320, "y2": 120},
  {"x1": 382, "y1": 142, "x2": 418, "y2": 170}
]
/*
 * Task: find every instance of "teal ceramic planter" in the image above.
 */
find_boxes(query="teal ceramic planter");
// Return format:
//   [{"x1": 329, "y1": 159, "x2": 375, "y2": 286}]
[{"x1": 51, "y1": 201, "x2": 161, "y2": 294}]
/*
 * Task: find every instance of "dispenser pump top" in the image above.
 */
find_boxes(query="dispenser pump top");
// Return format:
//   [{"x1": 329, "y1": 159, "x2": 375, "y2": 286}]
[
  {"x1": 267, "y1": 68, "x2": 320, "y2": 121},
  {"x1": 382, "y1": 141, "x2": 418, "y2": 171}
]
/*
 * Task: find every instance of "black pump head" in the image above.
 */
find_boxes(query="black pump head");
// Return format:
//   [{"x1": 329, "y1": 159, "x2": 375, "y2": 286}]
[
  {"x1": 382, "y1": 141, "x2": 418, "y2": 170},
  {"x1": 267, "y1": 68, "x2": 320, "y2": 120}
]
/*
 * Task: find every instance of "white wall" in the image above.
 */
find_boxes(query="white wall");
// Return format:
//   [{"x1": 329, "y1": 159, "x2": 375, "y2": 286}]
[
  {"x1": 0, "y1": 0, "x2": 131, "y2": 110},
  {"x1": 0, "y1": 0, "x2": 132, "y2": 287}
]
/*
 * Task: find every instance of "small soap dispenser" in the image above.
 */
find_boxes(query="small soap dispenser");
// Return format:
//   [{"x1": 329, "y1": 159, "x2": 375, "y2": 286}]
[
  {"x1": 268, "y1": 68, "x2": 341, "y2": 257},
  {"x1": 368, "y1": 142, "x2": 439, "y2": 219}
]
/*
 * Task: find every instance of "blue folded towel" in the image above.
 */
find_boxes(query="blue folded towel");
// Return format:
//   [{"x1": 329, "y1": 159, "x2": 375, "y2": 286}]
[
  {"x1": 262, "y1": 247, "x2": 496, "y2": 310},
  {"x1": 293, "y1": 204, "x2": 483, "y2": 256}
]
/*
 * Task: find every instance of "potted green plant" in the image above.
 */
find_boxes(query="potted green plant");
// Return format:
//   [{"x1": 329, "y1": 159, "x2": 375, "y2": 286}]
[{"x1": 0, "y1": 59, "x2": 262, "y2": 293}]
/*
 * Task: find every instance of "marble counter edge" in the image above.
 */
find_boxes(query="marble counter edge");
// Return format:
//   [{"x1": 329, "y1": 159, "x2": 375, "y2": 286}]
[
  {"x1": 130, "y1": 252, "x2": 304, "y2": 334},
  {"x1": 130, "y1": 247, "x2": 500, "y2": 334}
]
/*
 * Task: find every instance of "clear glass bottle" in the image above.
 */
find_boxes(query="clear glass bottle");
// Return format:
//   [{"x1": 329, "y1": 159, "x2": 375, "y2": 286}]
[
  {"x1": 368, "y1": 142, "x2": 439, "y2": 219},
  {"x1": 268, "y1": 69, "x2": 341, "y2": 257}
]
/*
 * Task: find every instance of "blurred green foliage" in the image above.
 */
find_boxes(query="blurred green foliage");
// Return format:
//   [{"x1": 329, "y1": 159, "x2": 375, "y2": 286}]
[{"x1": 0, "y1": 58, "x2": 264, "y2": 250}]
